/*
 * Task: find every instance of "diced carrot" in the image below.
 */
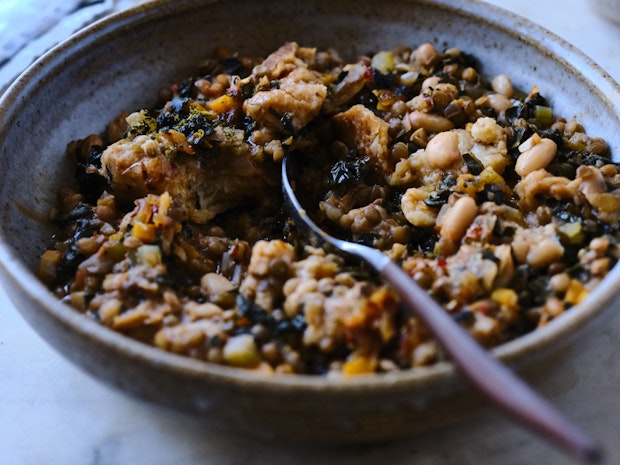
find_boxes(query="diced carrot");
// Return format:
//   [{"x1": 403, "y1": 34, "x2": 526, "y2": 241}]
[
  {"x1": 36, "y1": 249, "x2": 62, "y2": 283},
  {"x1": 565, "y1": 279, "x2": 589, "y2": 306},
  {"x1": 343, "y1": 355, "x2": 377, "y2": 375},
  {"x1": 131, "y1": 222, "x2": 157, "y2": 243},
  {"x1": 208, "y1": 94, "x2": 237, "y2": 114}
]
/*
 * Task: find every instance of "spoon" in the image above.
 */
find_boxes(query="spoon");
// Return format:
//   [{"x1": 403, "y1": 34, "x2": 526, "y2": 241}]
[{"x1": 282, "y1": 154, "x2": 602, "y2": 464}]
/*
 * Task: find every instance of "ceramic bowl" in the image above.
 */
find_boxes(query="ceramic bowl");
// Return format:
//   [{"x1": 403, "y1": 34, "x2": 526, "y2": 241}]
[{"x1": 1, "y1": 0, "x2": 620, "y2": 443}]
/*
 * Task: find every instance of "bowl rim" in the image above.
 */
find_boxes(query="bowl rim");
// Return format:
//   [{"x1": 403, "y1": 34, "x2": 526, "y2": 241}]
[{"x1": 1, "y1": 0, "x2": 620, "y2": 394}]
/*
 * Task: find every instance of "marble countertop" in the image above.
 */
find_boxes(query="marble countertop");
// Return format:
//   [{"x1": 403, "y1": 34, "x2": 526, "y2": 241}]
[{"x1": 2, "y1": 1, "x2": 620, "y2": 464}]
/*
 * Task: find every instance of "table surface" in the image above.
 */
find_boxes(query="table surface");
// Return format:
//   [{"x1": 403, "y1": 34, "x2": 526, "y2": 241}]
[{"x1": 2, "y1": 1, "x2": 620, "y2": 464}]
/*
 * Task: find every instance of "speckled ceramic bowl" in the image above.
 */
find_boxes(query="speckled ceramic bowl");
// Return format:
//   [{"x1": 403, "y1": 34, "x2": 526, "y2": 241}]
[{"x1": 1, "y1": 0, "x2": 620, "y2": 443}]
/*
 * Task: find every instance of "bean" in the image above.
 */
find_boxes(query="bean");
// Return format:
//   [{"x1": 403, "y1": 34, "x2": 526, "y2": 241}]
[
  {"x1": 207, "y1": 347, "x2": 224, "y2": 364},
  {"x1": 527, "y1": 237, "x2": 564, "y2": 268},
  {"x1": 425, "y1": 131, "x2": 460, "y2": 168},
  {"x1": 94, "y1": 204, "x2": 117, "y2": 223},
  {"x1": 515, "y1": 138, "x2": 557, "y2": 177},
  {"x1": 261, "y1": 342, "x2": 280, "y2": 364},
  {"x1": 535, "y1": 205, "x2": 553, "y2": 224},
  {"x1": 195, "y1": 78, "x2": 224, "y2": 97},
  {"x1": 602, "y1": 166, "x2": 618, "y2": 180},
  {"x1": 214, "y1": 73, "x2": 230, "y2": 86},
  {"x1": 551, "y1": 121, "x2": 566, "y2": 134},
  {"x1": 408, "y1": 111, "x2": 454, "y2": 133},
  {"x1": 201, "y1": 272, "x2": 235, "y2": 295},
  {"x1": 590, "y1": 257, "x2": 610, "y2": 276},
  {"x1": 440, "y1": 196, "x2": 478, "y2": 241},
  {"x1": 390, "y1": 99, "x2": 408, "y2": 117},
  {"x1": 443, "y1": 63, "x2": 459, "y2": 76},
  {"x1": 587, "y1": 136, "x2": 608, "y2": 155},
  {"x1": 390, "y1": 141, "x2": 409, "y2": 160},
  {"x1": 112, "y1": 307, "x2": 148, "y2": 330},
  {"x1": 123, "y1": 235, "x2": 143, "y2": 250},
  {"x1": 282, "y1": 277, "x2": 301, "y2": 297},
  {"x1": 564, "y1": 119, "x2": 584, "y2": 136},
  {"x1": 475, "y1": 93, "x2": 512, "y2": 114},
  {"x1": 268, "y1": 258, "x2": 290, "y2": 279},
  {"x1": 589, "y1": 237, "x2": 609, "y2": 253},
  {"x1": 410, "y1": 127, "x2": 428, "y2": 147},
  {"x1": 349, "y1": 204, "x2": 384, "y2": 234},
  {"x1": 187, "y1": 302, "x2": 223, "y2": 321},
  {"x1": 491, "y1": 74, "x2": 514, "y2": 98},
  {"x1": 414, "y1": 42, "x2": 439, "y2": 66},
  {"x1": 544, "y1": 297, "x2": 565, "y2": 317},
  {"x1": 317, "y1": 277, "x2": 335, "y2": 294},
  {"x1": 275, "y1": 364, "x2": 295, "y2": 374},
  {"x1": 408, "y1": 95, "x2": 431, "y2": 112},
  {"x1": 399, "y1": 71, "x2": 419, "y2": 87},
  {"x1": 99, "y1": 298, "x2": 122, "y2": 323},
  {"x1": 391, "y1": 225, "x2": 411, "y2": 244},
  {"x1": 486, "y1": 93, "x2": 512, "y2": 113},
  {"x1": 62, "y1": 193, "x2": 83, "y2": 213},
  {"x1": 76, "y1": 237, "x2": 101, "y2": 256},
  {"x1": 517, "y1": 133, "x2": 542, "y2": 152},
  {"x1": 461, "y1": 67, "x2": 478, "y2": 83},
  {"x1": 460, "y1": 97, "x2": 477, "y2": 116},
  {"x1": 549, "y1": 272, "x2": 571, "y2": 293},
  {"x1": 430, "y1": 83, "x2": 459, "y2": 110},
  {"x1": 421, "y1": 76, "x2": 441, "y2": 92}
]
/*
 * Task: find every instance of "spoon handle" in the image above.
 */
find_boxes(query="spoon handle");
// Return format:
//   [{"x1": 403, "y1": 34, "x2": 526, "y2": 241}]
[{"x1": 378, "y1": 259, "x2": 601, "y2": 463}]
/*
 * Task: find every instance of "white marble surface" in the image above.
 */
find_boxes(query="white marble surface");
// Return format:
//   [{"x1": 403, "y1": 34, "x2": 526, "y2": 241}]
[{"x1": 2, "y1": 1, "x2": 620, "y2": 464}]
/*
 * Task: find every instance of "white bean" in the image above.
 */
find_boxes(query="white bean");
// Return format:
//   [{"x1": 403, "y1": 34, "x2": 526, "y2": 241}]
[
  {"x1": 527, "y1": 237, "x2": 564, "y2": 268},
  {"x1": 486, "y1": 93, "x2": 512, "y2": 113},
  {"x1": 421, "y1": 76, "x2": 442, "y2": 91},
  {"x1": 440, "y1": 196, "x2": 478, "y2": 241},
  {"x1": 515, "y1": 138, "x2": 557, "y2": 177},
  {"x1": 425, "y1": 131, "x2": 460, "y2": 168},
  {"x1": 462, "y1": 67, "x2": 477, "y2": 83},
  {"x1": 491, "y1": 74, "x2": 514, "y2": 98},
  {"x1": 201, "y1": 272, "x2": 235, "y2": 295},
  {"x1": 518, "y1": 133, "x2": 542, "y2": 152},
  {"x1": 414, "y1": 42, "x2": 439, "y2": 66},
  {"x1": 399, "y1": 71, "x2": 419, "y2": 87},
  {"x1": 549, "y1": 273, "x2": 571, "y2": 293},
  {"x1": 408, "y1": 111, "x2": 454, "y2": 133}
]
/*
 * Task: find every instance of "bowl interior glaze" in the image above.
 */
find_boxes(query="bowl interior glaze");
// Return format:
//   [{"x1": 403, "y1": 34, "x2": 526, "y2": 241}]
[{"x1": 1, "y1": 0, "x2": 620, "y2": 442}]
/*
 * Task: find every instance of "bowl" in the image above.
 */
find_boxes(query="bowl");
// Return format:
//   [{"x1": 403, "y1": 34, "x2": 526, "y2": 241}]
[{"x1": 1, "y1": 0, "x2": 620, "y2": 443}]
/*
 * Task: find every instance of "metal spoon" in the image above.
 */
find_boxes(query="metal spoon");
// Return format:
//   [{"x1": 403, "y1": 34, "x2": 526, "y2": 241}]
[{"x1": 282, "y1": 153, "x2": 602, "y2": 464}]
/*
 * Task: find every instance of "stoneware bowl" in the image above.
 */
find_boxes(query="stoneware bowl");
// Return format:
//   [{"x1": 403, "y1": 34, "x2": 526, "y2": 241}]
[{"x1": 1, "y1": 0, "x2": 620, "y2": 443}]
